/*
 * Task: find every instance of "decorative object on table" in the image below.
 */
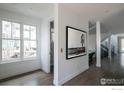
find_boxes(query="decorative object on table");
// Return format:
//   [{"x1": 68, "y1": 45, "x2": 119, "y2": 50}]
[{"x1": 66, "y1": 26, "x2": 87, "y2": 59}]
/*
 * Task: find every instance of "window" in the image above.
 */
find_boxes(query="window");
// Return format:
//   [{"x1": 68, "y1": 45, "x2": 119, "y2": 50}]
[
  {"x1": 1, "y1": 20, "x2": 37, "y2": 63},
  {"x1": 2, "y1": 21, "x2": 20, "y2": 61},
  {"x1": 23, "y1": 25, "x2": 37, "y2": 58}
]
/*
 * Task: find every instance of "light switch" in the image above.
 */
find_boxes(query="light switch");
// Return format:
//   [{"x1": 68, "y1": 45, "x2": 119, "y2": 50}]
[{"x1": 61, "y1": 48, "x2": 63, "y2": 53}]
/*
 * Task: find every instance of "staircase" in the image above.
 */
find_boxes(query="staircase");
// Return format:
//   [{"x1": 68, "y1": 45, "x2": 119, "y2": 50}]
[
  {"x1": 88, "y1": 22, "x2": 115, "y2": 63},
  {"x1": 101, "y1": 37, "x2": 115, "y2": 58},
  {"x1": 101, "y1": 44, "x2": 108, "y2": 58}
]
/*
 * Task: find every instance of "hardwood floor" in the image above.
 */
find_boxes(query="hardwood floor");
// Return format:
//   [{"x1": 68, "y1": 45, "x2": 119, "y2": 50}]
[
  {"x1": 1, "y1": 53, "x2": 124, "y2": 86},
  {"x1": 0, "y1": 70, "x2": 53, "y2": 86},
  {"x1": 64, "y1": 64, "x2": 105, "y2": 85},
  {"x1": 64, "y1": 54, "x2": 124, "y2": 85}
]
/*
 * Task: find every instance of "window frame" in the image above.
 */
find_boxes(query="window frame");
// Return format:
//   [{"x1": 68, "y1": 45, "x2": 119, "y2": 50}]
[
  {"x1": 2, "y1": 20, "x2": 21, "y2": 62},
  {"x1": 0, "y1": 18, "x2": 38, "y2": 64},
  {"x1": 0, "y1": 19, "x2": 2, "y2": 63},
  {"x1": 23, "y1": 24, "x2": 37, "y2": 59}
]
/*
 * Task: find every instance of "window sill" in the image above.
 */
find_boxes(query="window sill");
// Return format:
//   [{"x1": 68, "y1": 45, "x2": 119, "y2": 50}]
[
  {"x1": 0, "y1": 58, "x2": 38, "y2": 64},
  {"x1": 22, "y1": 57, "x2": 38, "y2": 61}
]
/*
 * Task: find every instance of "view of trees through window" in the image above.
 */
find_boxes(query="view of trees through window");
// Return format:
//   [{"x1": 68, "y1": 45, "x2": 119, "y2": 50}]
[{"x1": 1, "y1": 20, "x2": 37, "y2": 62}]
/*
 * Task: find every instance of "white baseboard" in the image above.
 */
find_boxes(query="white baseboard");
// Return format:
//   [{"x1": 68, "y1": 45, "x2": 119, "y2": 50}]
[{"x1": 59, "y1": 65, "x2": 89, "y2": 85}]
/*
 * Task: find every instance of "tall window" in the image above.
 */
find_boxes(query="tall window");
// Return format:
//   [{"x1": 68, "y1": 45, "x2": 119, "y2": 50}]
[
  {"x1": 2, "y1": 21, "x2": 20, "y2": 61},
  {"x1": 1, "y1": 20, "x2": 37, "y2": 62},
  {"x1": 23, "y1": 25, "x2": 37, "y2": 58}
]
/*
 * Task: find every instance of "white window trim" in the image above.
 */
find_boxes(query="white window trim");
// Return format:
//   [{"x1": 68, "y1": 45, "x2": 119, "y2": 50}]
[
  {"x1": 20, "y1": 22, "x2": 24, "y2": 60},
  {"x1": 0, "y1": 19, "x2": 2, "y2": 63},
  {"x1": 23, "y1": 24, "x2": 37, "y2": 59},
  {"x1": 0, "y1": 18, "x2": 38, "y2": 64}
]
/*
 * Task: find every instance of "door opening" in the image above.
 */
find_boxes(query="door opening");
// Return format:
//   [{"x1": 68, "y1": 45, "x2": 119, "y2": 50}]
[
  {"x1": 50, "y1": 21, "x2": 54, "y2": 73},
  {"x1": 120, "y1": 38, "x2": 124, "y2": 52},
  {"x1": 119, "y1": 37, "x2": 124, "y2": 53}
]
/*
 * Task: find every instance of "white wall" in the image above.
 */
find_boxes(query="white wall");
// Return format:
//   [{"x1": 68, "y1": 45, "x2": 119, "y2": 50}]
[
  {"x1": 89, "y1": 33, "x2": 96, "y2": 51},
  {"x1": 96, "y1": 21, "x2": 101, "y2": 67},
  {"x1": 111, "y1": 33, "x2": 124, "y2": 54},
  {"x1": 0, "y1": 9, "x2": 42, "y2": 79},
  {"x1": 40, "y1": 18, "x2": 52, "y2": 73},
  {"x1": 0, "y1": 60, "x2": 40, "y2": 79},
  {"x1": 54, "y1": 4, "x2": 89, "y2": 85}
]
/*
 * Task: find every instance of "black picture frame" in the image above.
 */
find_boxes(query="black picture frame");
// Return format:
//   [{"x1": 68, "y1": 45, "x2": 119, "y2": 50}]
[{"x1": 66, "y1": 26, "x2": 87, "y2": 59}]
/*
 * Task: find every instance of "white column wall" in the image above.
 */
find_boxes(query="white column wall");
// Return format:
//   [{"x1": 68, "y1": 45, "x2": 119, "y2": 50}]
[
  {"x1": 96, "y1": 21, "x2": 101, "y2": 67},
  {"x1": 54, "y1": 4, "x2": 89, "y2": 85}
]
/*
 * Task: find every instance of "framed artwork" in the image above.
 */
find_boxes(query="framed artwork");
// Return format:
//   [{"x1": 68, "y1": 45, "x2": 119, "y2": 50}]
[{"x1": 66, "y1": 26, "x2": 87, "y2": 59}]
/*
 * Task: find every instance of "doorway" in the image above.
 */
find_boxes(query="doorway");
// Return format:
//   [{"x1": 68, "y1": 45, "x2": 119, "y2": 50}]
[
  {"x1": 50, "y1": 21, "x2": 54, "y2": 73},
  {"x1": 118, "y1": 37, "x2": 124, "y2": 53}
]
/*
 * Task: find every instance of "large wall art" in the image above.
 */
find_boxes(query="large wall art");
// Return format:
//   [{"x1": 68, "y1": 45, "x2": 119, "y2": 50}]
[{"x1": 66, "y1": 26, "x2": 87, "y2": 59}]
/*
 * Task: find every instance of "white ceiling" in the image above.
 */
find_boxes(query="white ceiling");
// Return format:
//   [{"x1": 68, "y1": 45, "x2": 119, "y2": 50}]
[
  {"x1": 0, "y1": 3, "x2": 124, "y2": 22},
  {"x1": 62, "y1": 3, "x2": 124, "y2": 22},
  {"x1": 61, "y1": 3, "x2": 124, "y2": 33},
  {"x1": 0, "y1": 3, "x2": 124, "y2": 33},
  {"x1": 0, "y1": 3, "x2": 54, "y2": 19}
]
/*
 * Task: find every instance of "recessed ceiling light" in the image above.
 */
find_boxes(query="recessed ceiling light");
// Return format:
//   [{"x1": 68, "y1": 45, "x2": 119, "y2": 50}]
[
  {"x1": 30, "y1": 7, "x2": 33, "y2": 10},
  {"x1": 105, "y1": 10, "x2": 109, "y2": 13}
]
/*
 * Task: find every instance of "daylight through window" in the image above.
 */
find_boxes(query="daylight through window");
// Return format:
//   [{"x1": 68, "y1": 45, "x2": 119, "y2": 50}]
[{"x1": 1, "y1": 20, "x2": 37, "y2": 62}]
